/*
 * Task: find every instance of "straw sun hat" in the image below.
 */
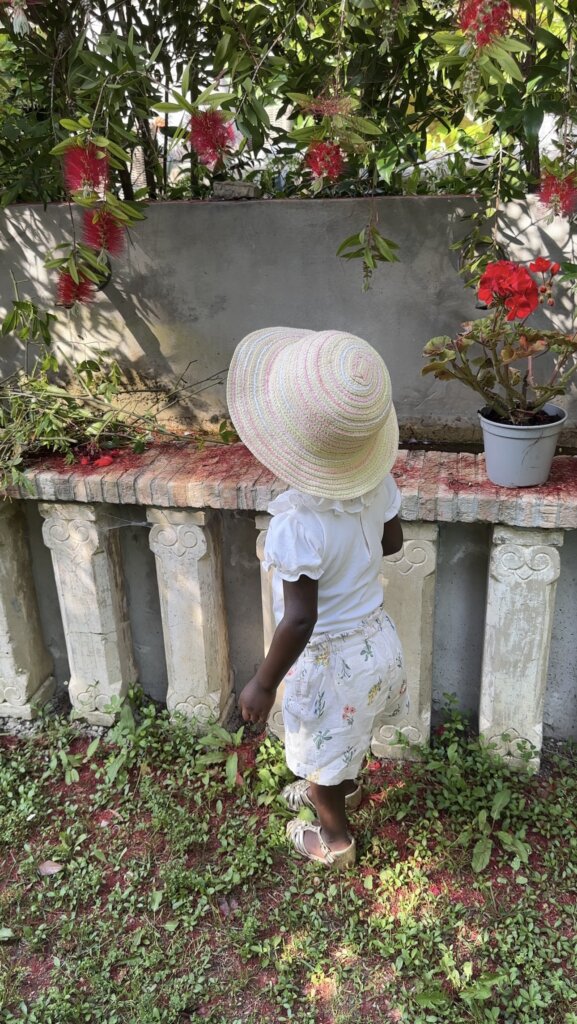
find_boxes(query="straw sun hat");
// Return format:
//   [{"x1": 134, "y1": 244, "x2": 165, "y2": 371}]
[{"x1": 226, "y1": 327, "x2": 399, "y2": 500}]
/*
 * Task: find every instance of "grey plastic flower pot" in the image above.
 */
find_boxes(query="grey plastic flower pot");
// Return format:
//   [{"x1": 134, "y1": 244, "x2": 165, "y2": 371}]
[{"x1": 479, "y1": 403, "x2": 567, "y2": 487}]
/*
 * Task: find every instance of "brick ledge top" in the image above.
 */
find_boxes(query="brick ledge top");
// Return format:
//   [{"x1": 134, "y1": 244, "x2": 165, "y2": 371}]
[{"x1": 7, "y1": 442, "x2": 577, "y2": 529}]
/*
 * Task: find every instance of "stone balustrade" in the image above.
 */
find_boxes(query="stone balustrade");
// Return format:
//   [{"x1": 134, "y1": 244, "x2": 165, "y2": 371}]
[{"x1": 2, "y1": 443, "x2": 577, "y2": 768}]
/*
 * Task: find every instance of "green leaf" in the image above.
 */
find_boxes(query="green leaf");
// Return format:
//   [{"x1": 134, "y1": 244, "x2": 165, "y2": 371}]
[
  {"x1": 414, "y1": 988, "x2": 449, "y2": 1007},
  {"x1": 181, "y1": 62, "x2": 191, "y2": 96},
  {"x1": 286, "y1": 92, "x2": 317, "y2": 106},
  {"x1": 472, "y1": 836, "x2": 493, "y2": 873},
  {"x1": 433, "y1": 31, "x2": 463, "y2": 47},
  {"x1": 149, "y1": 40, "x2": 163, "y2": 63},
  {"x1": 348, "y1": 115, "x2": 382, "y2": 136},
  {"x1": 214, "y1": 33, "x2": 233, "y2": 71},
  {"x1": 59, "y1": 118, "x2": 82, "y2": 131},
  {"x1": 150, "y1": 890, "x2": 163, "y2": 912},
  {"x1": 225, "y1": 751, "x2": 238, "y2": 786},
  {"x1": 491, "y1": 787, "x2": 511, "y2": 820},
  {"x1": 0, "y1": 928, "x2": 15, "y2": 941},
  {"x1": 477, "y1": 56, "x2": 507, "y2": 86},
  {"x1": 171, "y1": 90, "x2": 196, "y2": 115},
  {"x1": 50, "y1": 139, "x2": 76, "y2": 156},
  {"x1": 336, "y1": 233, "x2": 364, "y2": 256},
  {"x1": 106, "y1": 141, "x2": 130, "y2": 163},
  {"x1": 487, "y1": 46, "x2": 524, "y2": 82},
  {"x1": 372, "y1": 231, "x2": 399, "y2": 261},
  {"x1": 67, "y1": 258, "x2": 80, "y2": 285},
  {"x1": 85, "y1": 737, "x2": 100, "y2": 758},
  {"x1": 154, "y1": 102, "x2": 184, "y2": 113},
  {"x1": 1, "y1": 309, "x2": 17, "y2": 335}
]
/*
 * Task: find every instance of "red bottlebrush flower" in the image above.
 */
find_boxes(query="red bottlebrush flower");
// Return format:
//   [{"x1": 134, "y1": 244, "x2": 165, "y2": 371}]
[
  {"x1": 538, "y1": 171, "x2": 577, "y2": 218},
  {"x1": 56, "y1": 271, "x2": 94, "y2": 307},
  {"x1": 478, "y1": 260, "x2": 539, "y2": 321},
  {"x1": 305, "y1": 141, "x2": 345, "y2": 180},
  {"x1": 63, "y1": 143, "x2": 109, "y2": 193},
  {"x1": 188, "y1": 110, "x2": 235, "y2": 167},
  {"x1": 83, "y1": 208, "x2": 126, "y2": 256},
  {"x1": 459, "y1": 0, "x2": 511, "y2": 47}
]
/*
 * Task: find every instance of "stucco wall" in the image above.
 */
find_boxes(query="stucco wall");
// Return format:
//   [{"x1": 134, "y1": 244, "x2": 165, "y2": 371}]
[
  {"x1": 3, "y1": 197, "x2": 576, "y2": 735},
  {"x1": 2, "y1": 197, "x2": 575, "y2": 444}
]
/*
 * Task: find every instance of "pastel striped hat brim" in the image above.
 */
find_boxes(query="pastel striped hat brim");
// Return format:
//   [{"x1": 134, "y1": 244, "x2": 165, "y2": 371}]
[{"x1": 227, "y1": 327, "x2": 399, "y2": 500}]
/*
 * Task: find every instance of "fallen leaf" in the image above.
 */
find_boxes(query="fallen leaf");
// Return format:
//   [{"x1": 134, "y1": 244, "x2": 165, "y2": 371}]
[{"x1": 38, "y1": 861, "x2": 64, "y2": 877}]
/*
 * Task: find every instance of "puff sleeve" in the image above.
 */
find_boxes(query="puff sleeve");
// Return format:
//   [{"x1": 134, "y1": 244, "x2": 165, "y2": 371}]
[
  {"x1": 262, "y1": 508, "x2": 325, "y2": 582},
  {"x1": 378, "y1": 474, "x2": 402, "y2": 523}
]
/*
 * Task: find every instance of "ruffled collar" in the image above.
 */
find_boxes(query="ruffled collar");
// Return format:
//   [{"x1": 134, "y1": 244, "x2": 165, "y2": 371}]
[{"x1": 268, "y1": 482, "x2": 382, "y2": 516}]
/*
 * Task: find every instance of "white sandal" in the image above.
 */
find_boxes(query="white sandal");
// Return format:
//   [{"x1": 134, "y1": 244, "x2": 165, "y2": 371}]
[
  {"x1": 286, "y1": 819, "x2": 357, "y2": 869},
  {"x1": 281, "y1": 779, "x2": 362, "y2": 813}
]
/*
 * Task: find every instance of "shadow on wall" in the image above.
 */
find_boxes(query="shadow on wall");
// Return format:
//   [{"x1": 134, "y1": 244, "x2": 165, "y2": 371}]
[
  {"x1": 431, "y1": 522, "x2": 491, "y2": 727},
  {"x1": 1, "y1": 197, "x2": 576, "y2": 437},
  {"x1": 20, "y1": 502, "x2": 263, "y2": 704},
  {"x1": 1, "y1": 197, "x2": 482, "y2": 436}
]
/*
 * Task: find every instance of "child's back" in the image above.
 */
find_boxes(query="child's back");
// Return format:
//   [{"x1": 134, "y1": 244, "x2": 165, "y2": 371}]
[{"x1": 265, "y1": 475, "x2": 401, "y2": 634}]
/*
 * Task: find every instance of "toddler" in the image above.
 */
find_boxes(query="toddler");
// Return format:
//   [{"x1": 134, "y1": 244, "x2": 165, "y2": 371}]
[{"x1": 227, "y1": 328, "x2": 407, "y2": 868}]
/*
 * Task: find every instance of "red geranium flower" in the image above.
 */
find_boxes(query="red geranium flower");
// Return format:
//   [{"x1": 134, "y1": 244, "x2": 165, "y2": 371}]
[
  {"x1": 529, "y1": 257, "x2": 553, "y2": 274},
  {"x1": 478, "y1": 260, "x2": 539, "y2": 321},
  {"x1": 305, "y1": 141, "x2": 345, "y2": 180},
  {"x1": 477, "y1": 260, "x2": 516, "y2": 303},
  {"x1": 538, "y1": 171, "x2": 577, "y2": 218},
  {"x1": 189, "y1": 110, "x2": 235, "y2": 167},
  {"x1": 56, "y1": 271, "x2": 94, "y2": 307},
  {"x1": 459, "y1": 0, "x2": 511, "y2": 47},
  {"x1": 83, "y1": 208, "x2": 126, "y2": 256},
  {"x1": 63, "y1": 143, "x2": 109, "y2": 193}
]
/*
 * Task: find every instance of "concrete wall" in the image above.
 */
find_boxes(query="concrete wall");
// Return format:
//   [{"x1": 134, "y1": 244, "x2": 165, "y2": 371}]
[
  {"x1": 2, "y1": 197, "x2": 575, "y2": 444},
  {"x1": 19, "y1": 506, "x2": 577, "y2": 740},
  {"x1": 3, "y1": 197, "x2": 577, "y2": 734}
]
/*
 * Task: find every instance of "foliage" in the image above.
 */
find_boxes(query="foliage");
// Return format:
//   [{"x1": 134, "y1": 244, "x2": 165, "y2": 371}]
[
  {"x1": 1, "y1": 700, "x2": 577, "y2": 1022},
  {"x1": 0, "y1": 357, "x2": 153, "y2": 491},
  {"x1": 423, "y1": 256, "x2": 577, "y2": 422},
  {"x1": 1, "y1": 2, "x2": 575, "y2": 212}
]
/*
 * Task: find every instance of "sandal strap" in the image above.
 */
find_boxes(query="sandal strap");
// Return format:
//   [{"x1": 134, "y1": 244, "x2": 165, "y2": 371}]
[
  {"x1": 281, "y1": 780, "x2": 362, "y2": 812},
  {"x1": 281, "y1": 780, "x2": 315, "y2": 812},
  {"x1": 288, "y1": 821, "x2": 335, "y2": 864},
  {"x1": 287, "y1": 820, "x2": 353, "y2": 866}
]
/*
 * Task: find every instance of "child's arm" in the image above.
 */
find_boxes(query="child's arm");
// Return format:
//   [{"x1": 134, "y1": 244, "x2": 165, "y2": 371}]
[
  {"x1": 382, "y1": 514, "x2": 403, "y2": 555},
  {"x1": 239, "y1": 575, "x2": 318, "y2": 725}
]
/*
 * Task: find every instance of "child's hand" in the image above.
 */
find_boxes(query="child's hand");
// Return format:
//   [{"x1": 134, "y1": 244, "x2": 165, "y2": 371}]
[{"x1": 239, "y1": 676, "x2": 276, "y2": 725}]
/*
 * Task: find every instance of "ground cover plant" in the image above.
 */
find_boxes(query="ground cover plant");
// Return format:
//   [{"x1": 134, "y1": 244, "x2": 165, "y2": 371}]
[{"x1": 1, "y1": 696, "x2": 576, "y2": 1024}]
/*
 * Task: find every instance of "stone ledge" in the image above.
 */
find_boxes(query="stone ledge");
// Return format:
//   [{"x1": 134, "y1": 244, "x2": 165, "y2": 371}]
[{"x1": 7, "y1": 443, "x2": 577, "y2": 529}]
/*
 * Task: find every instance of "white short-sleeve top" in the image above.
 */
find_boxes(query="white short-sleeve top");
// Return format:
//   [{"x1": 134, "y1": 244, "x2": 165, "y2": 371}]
[{"x1": 263, "y1": 474, "x2": 402, "y2": 635}]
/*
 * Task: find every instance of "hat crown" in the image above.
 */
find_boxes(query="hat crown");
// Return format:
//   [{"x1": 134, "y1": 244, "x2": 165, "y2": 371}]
[
  {"x1": 227, "y1": 326, "x2": 399, "y2": 500},
  {"x1": 276, "y1": 332, "x2": 391, "y2": 449}
]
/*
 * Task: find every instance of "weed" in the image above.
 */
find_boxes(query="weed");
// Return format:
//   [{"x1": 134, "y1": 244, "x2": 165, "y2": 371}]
[{"x1": 1, "y1": 700, "x2": 577, "y2": 1023}]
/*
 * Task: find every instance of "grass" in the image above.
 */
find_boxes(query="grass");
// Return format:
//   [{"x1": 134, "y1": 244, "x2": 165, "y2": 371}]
[{"x1": 1, "y1": 694, "x2": 577, "y2": 1024}]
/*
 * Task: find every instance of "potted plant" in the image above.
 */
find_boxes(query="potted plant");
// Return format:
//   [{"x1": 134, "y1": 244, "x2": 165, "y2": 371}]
[{"x1": 422, "y1": 258, "x2": 577, "y2": 486}]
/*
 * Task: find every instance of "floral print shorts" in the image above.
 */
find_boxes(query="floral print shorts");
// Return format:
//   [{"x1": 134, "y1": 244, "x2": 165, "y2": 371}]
[{"x1": 282, "y1": 606, "x2": 408, "y2": 786}]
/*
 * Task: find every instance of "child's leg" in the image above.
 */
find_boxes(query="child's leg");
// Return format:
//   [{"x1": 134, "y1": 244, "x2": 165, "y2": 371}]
[{"x1": 305, "y1": 781, "x2": 352, "y2": 854}]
